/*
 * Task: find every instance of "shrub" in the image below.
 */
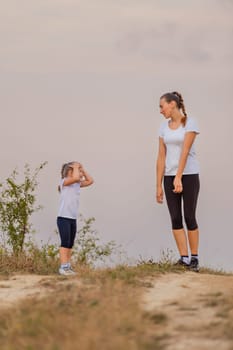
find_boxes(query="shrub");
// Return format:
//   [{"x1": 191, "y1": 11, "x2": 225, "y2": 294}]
[{"x1": 0, "y1": 162, "x2": 47, "y2": 253}]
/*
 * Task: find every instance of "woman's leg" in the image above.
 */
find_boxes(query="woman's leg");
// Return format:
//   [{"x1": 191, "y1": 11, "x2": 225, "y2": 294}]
[
  {"x1": 188, "y1": 229, "x2": 199, "y2": 255},
  {"x1": 182, "y1": 174, "x2": 200, "y2": 255},
  {"x1": 173, "y1": 229, "x2": 189, "y2": 256},
  {"x1": 164, "y1": 176, "x2": 189, "y2": 257}
]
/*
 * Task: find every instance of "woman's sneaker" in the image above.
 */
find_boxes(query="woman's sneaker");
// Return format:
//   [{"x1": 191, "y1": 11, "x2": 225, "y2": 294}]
[
  {"x1": 189, "y1": 257, "x2": 199, "y2": 272},
  {"x1": 174, "y1": 259, "x2": 190, "y2": 268}
]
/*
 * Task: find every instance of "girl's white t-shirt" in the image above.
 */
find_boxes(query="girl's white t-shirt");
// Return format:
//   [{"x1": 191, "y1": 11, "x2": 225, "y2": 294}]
[
  {"x1": 158, "y1": 117, "x2": 200, "y2": 176},
  {"x1": 58, "y1": 179, "x2": 80, "y2": 219}
]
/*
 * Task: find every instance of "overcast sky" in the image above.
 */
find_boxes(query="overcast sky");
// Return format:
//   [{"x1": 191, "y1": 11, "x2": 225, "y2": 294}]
[{"x1": 1, "y1": 0, "x2": 233, "y2": 270}]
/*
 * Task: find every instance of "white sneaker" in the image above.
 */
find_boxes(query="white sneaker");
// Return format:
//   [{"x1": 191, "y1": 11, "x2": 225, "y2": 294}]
[
  {"x1": 69, "y1": 267, "x2": 76, "y2": 275},
  {"x1": 59, "y1": 267, "x2": 75, "y2": 276}
]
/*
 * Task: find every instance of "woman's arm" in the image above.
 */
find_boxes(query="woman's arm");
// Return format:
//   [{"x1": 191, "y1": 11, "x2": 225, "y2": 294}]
[
  {"x1": 80, "y1": 166, "x2": 94, "y2": 188},
  {"x1": 63, "y1": 163, "x2": 81, "y2": 186},
  {"x1": 156, "y1": 137, "x2": 166, "y2": 203},
  {"x1": 173, "y1": 132, "x2": 197, "y2": 193}
]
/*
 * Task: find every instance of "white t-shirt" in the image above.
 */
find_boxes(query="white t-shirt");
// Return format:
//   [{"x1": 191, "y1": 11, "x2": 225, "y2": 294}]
[
  {"x1": 58, "y1": 179, "x2": 80, "y2": 219},
  {"x1": 158, "y1": 117, "x2": 200, "y2": 176}
]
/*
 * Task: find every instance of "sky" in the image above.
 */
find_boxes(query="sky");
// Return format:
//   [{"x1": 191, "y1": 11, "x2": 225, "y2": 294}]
[{"x1": 1, "y1": 0, "x2": 233, "y2": 270}]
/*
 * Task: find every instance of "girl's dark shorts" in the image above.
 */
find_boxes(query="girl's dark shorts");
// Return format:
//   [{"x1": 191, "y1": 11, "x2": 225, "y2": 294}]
[{"x1": 57, "y1": 217, "x2": 77, "y2": 249}]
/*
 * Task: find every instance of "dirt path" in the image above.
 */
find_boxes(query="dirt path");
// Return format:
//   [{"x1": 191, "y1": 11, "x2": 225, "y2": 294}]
[
  {"x1": 142, "y1": 272, "x2": 233, "y2": 350},
  {"x1": 0, "y1": 275, "x2": 46, "y2": 308},
  {"x1": 1, "y1": 272, "x2": 232, "y2": 349},
  {"x1": 0, "y1": 274, "x2": 79, "y2": 309}
]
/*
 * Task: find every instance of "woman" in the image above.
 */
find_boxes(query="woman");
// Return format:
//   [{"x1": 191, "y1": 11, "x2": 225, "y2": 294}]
[
  {"x1": 57, "y1": 162, "x2": 94, "y2": 275},
  {"x1": 156, "y1": 91, "x2": 200, "y2": 272}
]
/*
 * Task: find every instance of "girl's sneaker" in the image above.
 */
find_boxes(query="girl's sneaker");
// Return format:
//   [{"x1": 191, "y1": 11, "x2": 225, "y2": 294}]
[
  {"x1": 59, "y1": 267, "x2": 75, "y2": 276},
  {"x1": 69, "y1": 266, "x2": 76, "y2": 275}
]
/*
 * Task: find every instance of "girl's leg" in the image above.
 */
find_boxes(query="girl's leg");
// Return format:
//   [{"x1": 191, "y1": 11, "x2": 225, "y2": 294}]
[
  {"x1": 164, "y1": 176, "x2": 189, "y2": 257},
  {"x1": 182, "y1": 174, "x2": 200, "y2": 255},
  {"x1": 68, "y1": 220, "x2": 77, "y2": 266},
  {"x1": 57, "y1": 217, "x2": 72, "y2": 265},
  {"x1": 60, "y1": 247, "x2": 70, "y2": 264},
  {"x1": 67, "y1": 249, "x2": 72, "y2": 262}
]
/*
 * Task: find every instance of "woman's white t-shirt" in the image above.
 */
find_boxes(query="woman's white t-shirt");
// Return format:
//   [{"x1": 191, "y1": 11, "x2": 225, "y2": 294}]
[
  {"x1": 58, "y1": 179, "x2": 80, "y2": 219},
  {"x1": 158, "y1": 117, "x2": 200, "y2": 176}
]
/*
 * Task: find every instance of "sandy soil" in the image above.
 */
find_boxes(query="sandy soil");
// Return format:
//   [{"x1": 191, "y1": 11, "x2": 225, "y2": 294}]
[
  {"x1": 1, "y1": 272, "x2": 232, "y2": 349},
  {"x1": 0, "y1": 275, "x2": 46, "y2": 308},
  {"x1": 0, "y1": 274, "x2": 79, "y2": 309},
  {"x1": 142, "y1": 272, "x2": 233, "y2": 350}
]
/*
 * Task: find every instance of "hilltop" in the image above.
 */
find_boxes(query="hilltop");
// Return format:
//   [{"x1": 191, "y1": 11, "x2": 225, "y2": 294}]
[{"x1": 0, "y1": 266, "x2": 233, "y2": 350}]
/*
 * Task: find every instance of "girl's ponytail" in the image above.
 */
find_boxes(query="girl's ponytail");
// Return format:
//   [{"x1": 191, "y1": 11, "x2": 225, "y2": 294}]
[{"x1": 58, "y1": 163, "x2": 73, "y2": 192}]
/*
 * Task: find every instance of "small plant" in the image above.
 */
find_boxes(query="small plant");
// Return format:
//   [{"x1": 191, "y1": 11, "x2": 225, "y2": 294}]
[
  {"x1": 158, "y1": 248, "x2": 176, "y2": 266},
  {"x1": 73, "y1": 215, "x2": 117, "y2": 266},
  {"x1": 0, "y1": 162, "x2": 47, "y2": 253}
]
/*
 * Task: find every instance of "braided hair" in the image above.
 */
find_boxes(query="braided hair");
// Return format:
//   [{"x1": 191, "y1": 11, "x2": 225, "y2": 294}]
[
  {"x1": 160, "y1": 91, "x2": 187, "y2": 126},
  {"x1": 58, "y1": 162, "x2": 74, "y2": 192}
]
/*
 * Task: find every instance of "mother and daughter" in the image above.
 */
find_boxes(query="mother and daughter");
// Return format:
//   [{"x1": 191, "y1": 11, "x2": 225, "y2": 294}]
[{"x1": 56, "y1": 90, "x2": 200, "y2": 275}]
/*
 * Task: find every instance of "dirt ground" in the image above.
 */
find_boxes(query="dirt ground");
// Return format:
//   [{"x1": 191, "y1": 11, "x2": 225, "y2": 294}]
[
  {"x1": 142, "y1": 272, "x2": 233, "y2": 350},
  {"x1": 0, "y1": 274, "x2": 80, "y2": 308},
  {"x1": 0, "y1": 272, "x2": 233, "y2": 349}
]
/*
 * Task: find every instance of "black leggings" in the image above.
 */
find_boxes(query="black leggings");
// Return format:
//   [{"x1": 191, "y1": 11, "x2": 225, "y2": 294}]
[
  {"x1": 57, "y1": 217, "x2": 77, "y2": 248},
  {"x1": 164, "y1": 174, "x2": 200, "y2": 231}
]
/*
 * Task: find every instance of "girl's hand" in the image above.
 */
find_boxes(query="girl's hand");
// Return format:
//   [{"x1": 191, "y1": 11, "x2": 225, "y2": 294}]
[
  {"x1": 156, "y1": 186, "x2": 164, "y2": 204},
  {"x1": 69, "y1": 162, "x2": 80, "y2": 170},
  {"x1": 173, "y1": 176, "x2": 183, "y2": 193}
]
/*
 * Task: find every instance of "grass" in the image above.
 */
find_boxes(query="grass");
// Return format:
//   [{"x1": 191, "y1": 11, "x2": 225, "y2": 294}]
[
  {"x1": 0, "y1": 248, "x2": 59, "y2": 275},
  {"x1": 0, "y1": 264, "x2": 173, "y2": 350},
  {"x1": 0, "y1": 251, "x2": 233, "y2": 350}
]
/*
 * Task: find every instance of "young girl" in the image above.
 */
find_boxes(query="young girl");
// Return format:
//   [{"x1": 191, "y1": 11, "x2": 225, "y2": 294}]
[
  {"x1": 156, "y1": 91, "x2": 200, "y2": 272},
  {"x1": 57, "y1": 161, "x2": 94, "y2": 275}
]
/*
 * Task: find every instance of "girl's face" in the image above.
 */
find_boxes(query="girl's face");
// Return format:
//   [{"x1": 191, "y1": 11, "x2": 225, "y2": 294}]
[
  {"x1": 79, "y1": 166, "x2": 84, "y2": 178},
  {"x1": 159, "y1": 98, "x2": 176, "y2": 118},
  {"x1": 67, "y1": 168, "x2": 73, "y2": 177},
  {"x1": 72, "y1": 162, "x2": 84, "y2": 177}
]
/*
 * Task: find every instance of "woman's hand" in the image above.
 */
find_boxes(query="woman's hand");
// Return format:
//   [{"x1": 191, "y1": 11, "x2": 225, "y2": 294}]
[
  {"x1": 156, "y1": 186, "x2": 164, "y2": 204},
  {"x1": 173, "y1": 176, "x2": 183, "y2": 193}
]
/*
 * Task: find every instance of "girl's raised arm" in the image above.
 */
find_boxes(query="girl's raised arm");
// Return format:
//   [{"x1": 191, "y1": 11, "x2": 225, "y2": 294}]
[
  {"x1": 80, "y1": 166, "x2": 94, "y2": 188},
  {"x1": 63, "y1": 163, "x2": 81, "y2": 186}
]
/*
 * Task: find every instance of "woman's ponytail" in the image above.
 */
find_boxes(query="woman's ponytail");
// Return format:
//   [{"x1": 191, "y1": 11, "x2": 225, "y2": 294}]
[
  {"x1": 172, "y1": 91, "x2": 187, "y2": 126},
  {"x1": 160, "y1": 91, "x2": 188, "y2": 126}
]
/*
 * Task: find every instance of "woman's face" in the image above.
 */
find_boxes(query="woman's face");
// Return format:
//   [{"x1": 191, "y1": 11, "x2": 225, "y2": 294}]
[{"x1": 159, "y1": 98, "x2": 175, "y2": 118}]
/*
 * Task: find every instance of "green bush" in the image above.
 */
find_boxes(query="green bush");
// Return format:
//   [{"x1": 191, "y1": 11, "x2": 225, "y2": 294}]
[{"x1": 0, "y1": 162, "x2": 47, "y2": 253}]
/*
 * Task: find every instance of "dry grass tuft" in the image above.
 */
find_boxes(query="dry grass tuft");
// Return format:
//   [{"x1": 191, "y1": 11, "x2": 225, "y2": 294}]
[{"x1": 0, "y1": 248, "x2": 59, "y2": 275}]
